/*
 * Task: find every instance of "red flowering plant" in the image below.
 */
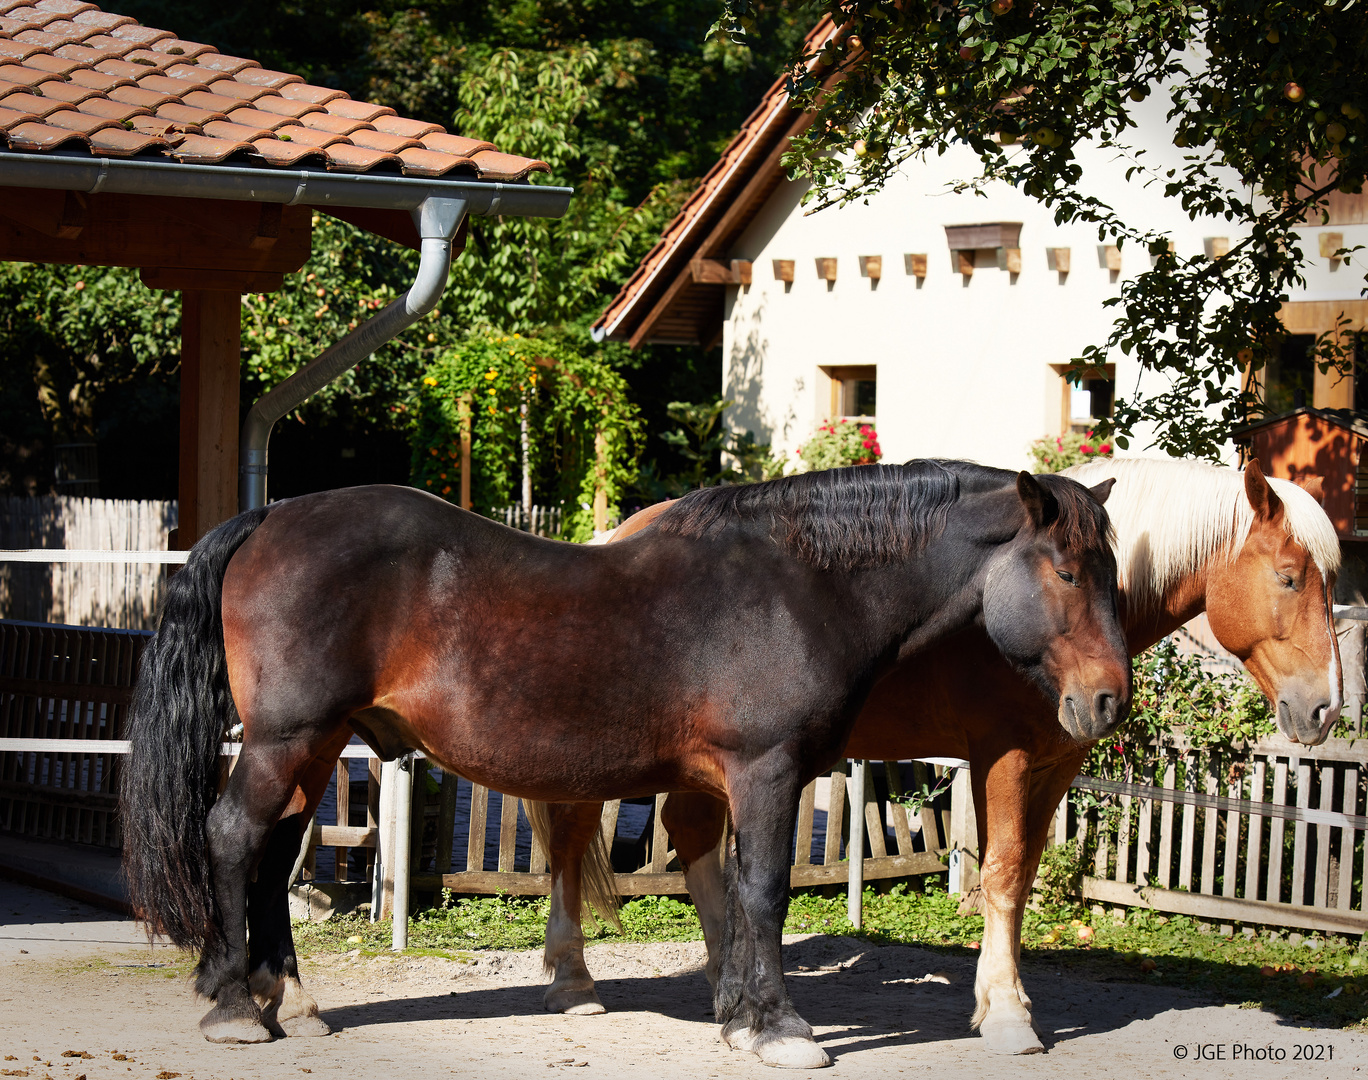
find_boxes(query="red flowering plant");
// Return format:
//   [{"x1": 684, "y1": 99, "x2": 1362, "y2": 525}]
[
  {"x1": 1028, "y1": 429, "x2": 1113, "y2": 474},
  {"x1": 797, "y1": 418, "x2": 882, "y2": 472}
]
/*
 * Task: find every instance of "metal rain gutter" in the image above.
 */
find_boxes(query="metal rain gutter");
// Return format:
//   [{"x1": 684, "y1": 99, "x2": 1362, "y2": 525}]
[
  {"x1": 0, "y1": 150, "x2": 572, "y2": 217},
  {"x1": 238, "y1": 196, "x2": 468, "y2": 511}
]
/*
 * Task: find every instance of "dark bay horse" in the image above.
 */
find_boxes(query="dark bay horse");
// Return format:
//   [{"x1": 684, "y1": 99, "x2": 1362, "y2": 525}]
[
  {"x1": 120, "y1": 461, "x2": 1130, "y2": 1068},
  {"x1": 531, "y1": 457, "x2": 1341, "y2": 1056}
]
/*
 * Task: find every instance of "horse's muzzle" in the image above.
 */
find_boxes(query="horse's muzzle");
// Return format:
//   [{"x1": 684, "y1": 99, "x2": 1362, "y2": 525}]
[
  {"x1": 1059, "y1": 687, "x2": 1129, "y2": 744},
  {"x1": 1276, "y1": 693, "x2": 1339, "y2": 746}
]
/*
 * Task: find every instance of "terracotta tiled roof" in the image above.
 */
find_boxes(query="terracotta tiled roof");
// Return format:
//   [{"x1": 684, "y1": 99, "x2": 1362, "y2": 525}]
[
  {"x1": 592, "y1": 17, "x2": 842, "y2": 349},
  {"x1": 0, "y1": 0, "x2": 549, "y2": 182}
]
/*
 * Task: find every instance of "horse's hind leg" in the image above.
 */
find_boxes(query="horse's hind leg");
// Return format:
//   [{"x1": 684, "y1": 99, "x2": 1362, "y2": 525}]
[
  {"x1": 661, "y1": 791, "x2": 729, "y2": 988},
  {"x1": 245, "y1": 748, "x2": 347, "y2": 1038},
  {"x1": 195, "y1": 742, "x2": 310, "y2": 1043},
  {"x1": 538, "y1": 801, "x2": 610, "y2": 1015}
]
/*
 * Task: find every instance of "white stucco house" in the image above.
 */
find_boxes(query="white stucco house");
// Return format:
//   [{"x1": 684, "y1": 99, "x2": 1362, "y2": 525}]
[{"x1": 592, "y1": 20, "x2": 1368, "y2": 473}]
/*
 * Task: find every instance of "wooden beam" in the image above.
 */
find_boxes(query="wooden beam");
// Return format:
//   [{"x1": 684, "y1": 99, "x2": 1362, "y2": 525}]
[
  {"x1": 411, "y1": 851, "x2": 948, "y2": 897},
  {"x1": 0, "y1": 187, "x2": 86, "y2": 239},
  {"x1": 689, "y1": 258, "x2": 753, "y2": 285},
  {"x1": 178, "y1": 290, "x2": 242, "y2": 547},
  {"x1": 690, "y1": 258, "x2": 737, "y2": 284},
  {"x1": 904, "y1": 253, "x2": 928, "y2": 278},
  {"x1": 0, "y1": 189, "x2": 311, "y2": 274},
  {"x1": 142, "y1": 268, "x2": 284, "y2": 293}
]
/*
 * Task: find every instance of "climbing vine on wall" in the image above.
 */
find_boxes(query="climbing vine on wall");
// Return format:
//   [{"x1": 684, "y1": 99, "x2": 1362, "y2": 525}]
[{"x1": 409, "y1": 332, "x2": 642, "y2": 541}]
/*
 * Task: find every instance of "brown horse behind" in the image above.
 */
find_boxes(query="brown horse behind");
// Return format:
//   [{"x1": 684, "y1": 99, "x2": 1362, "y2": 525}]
[{"x1": 532, "y1": 457, "x2": 1341, "y2": 1056}]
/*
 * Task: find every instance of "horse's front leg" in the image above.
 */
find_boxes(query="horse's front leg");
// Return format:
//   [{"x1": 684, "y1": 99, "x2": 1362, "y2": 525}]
[
  {"x1": 539, "y1": 801, "x2": 611, "y2": 1014},
  {"x1": 661, "y1": 790, "x2": 729, "y2": 988},
  {"x1": 717, "y1": 756, "x2": 828, "y2": 1070},
  {"x1": 971, "y1": 746, "x2": 1087, "y2": 1054},
  {"x1": 969, "y1": 746, "x2": 1043, "y2": 1055}
]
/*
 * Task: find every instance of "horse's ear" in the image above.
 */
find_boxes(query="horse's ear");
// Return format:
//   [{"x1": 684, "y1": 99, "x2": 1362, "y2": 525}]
[
  {"x1": 1087, "y1": 477, "x2": 1116, "y2": 506},
  {"x1": 1244, "y1": 458, "x2": 1284, "y2": 522},
  {"x1": 1016, "y1": 471, "x2": 1058, "y2": 528},
  {"x1": 1294, "y1": 474, "x2": 1326, "y2": 506}
]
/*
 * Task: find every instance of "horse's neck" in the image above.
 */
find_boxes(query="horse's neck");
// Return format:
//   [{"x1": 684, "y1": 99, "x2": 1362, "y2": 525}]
[{"x1": 1120, "y1": 559, "x2": 1212, "y2": 654}]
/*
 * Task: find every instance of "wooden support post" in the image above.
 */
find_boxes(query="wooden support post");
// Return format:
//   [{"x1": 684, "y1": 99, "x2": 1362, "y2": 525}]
[
  {"x1": 459, "y1": 392, "x2": 473, "y2": 510},
  {"x1": 847, "y1": 760, "x2": 867, "y2": 928},
  {"x1": 177, "y1": 290, "x2": 242, "y2": 546},
  {"x1": 949, "y1": 767, "x2": 979, "y2": 895}
]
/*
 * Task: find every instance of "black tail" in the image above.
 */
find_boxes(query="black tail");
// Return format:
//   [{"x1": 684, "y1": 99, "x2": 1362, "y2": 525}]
[{"x1": 120, "y1": 507, "x2": 270, "y2": 951}]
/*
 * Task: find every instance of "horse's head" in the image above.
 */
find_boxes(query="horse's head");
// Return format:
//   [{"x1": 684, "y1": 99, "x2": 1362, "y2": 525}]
[
  {"x1": 980, "y1": 471, "x2": 1132, "y2": 744},
  {"x1": 1205, "y1": 460, "x2": 1342, "y2": 745}
]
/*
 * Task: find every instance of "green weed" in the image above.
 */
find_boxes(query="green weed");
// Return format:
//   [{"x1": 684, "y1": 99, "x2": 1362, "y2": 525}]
[{"x1": 292, "y1": 884, "x2": 1368, "y2": 1030}]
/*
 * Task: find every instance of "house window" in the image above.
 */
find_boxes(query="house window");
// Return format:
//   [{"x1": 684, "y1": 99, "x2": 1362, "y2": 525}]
[
  {"x1": 822, "y1": 365, "x2": 877, "y2": 420},
  {"x1": 1262, "y1": 334, "x2": 1316, "y2": 414},
  {"x1": 1051, "y1": 364, "x2": 1115, "y2": 434}
]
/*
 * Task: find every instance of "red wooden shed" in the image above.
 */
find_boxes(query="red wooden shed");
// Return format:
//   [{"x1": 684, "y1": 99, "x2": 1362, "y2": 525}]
[{"x1": 1232, "y1": 407, "x2": 1368, "y2": 541}]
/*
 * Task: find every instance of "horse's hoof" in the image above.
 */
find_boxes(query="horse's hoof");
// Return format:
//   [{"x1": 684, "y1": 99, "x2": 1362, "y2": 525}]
[
  {"x1": 199, "y1": 1008, "x2": 273, "y2": 1044},
  {"x1": 544, "y1": 986, "x2": 605, "y2": 1015},
  {"x1": 280, "y1": 1014, "x2": 332, "y2": 1037},
  {"x1": 979, "y1": 1019, "x2": 1044, "y2": 1055},
  {"x1": 719, "y1": 1019, "x2": 758, "y2": 1053},
  {"x1": 756, "y1": 1036, "x2": 831, "y2": 1069}
]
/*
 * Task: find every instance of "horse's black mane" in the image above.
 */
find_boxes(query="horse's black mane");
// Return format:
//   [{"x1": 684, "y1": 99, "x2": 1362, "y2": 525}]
[{"x1": 656, "y1": 459, "x2": 1111, "y2": 571}]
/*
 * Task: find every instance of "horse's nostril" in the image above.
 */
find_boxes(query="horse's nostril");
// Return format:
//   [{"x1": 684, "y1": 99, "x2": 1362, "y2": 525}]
[{"x1": 1094, "y1": 691, "x2": 1115, "y2": 727}]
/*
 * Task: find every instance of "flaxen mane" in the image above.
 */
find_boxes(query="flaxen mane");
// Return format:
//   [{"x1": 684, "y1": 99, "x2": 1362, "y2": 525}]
[{"x1": 1065, "y1": 457, "x2": 1341, "y2": 614}]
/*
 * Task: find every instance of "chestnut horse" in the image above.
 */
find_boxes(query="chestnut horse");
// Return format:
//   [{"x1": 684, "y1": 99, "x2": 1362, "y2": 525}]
[
  {"x1": 119, "y1": 461, "x2": 1129, "y2": 1068},
  {"x1": 532, "y1": 457, "x2": 1341, "y2": 1057}
]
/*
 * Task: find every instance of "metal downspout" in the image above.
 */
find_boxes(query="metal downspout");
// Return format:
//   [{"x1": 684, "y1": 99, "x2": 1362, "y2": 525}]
[{"x1": 238, "y1": 195, "x2": 470, "y2": 511}]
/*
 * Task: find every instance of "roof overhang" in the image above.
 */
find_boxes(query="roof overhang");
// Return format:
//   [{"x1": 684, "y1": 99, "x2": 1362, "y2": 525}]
[
  {"x1": 0, "y1": 150, "x2": 572, "y2": 217},
  {"x1": 590, "y1": 17, "x2": 844, "y2": 349}
]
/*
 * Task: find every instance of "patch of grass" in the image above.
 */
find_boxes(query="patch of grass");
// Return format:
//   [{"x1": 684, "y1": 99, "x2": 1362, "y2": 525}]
[{"x1": 292, "y1": 883, "x2": 1368, "y2": 1029}]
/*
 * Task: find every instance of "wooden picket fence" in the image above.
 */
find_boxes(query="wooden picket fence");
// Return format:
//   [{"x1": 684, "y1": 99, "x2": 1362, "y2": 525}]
[
  {"x1": 326, "y1": 759, "x2": 952, "y2": 904},
  {"x1": 489, "y1": 504, "x2": 564, "y2": 538},
  {"x1": 0, "y1": 497, "x2": 177, "y2": 631},
  {"x1": 1063, "y1": 733, "x2": 1368, "y2": 935}
]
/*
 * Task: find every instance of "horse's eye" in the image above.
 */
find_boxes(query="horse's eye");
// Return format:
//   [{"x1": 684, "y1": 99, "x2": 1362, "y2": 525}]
[
  {"x1": 1056, "y1": 570, "x2": 1077, "y2": 586},
  {"x1": 1277, "y1": 572, "x2": 1296, "y2": 589}
]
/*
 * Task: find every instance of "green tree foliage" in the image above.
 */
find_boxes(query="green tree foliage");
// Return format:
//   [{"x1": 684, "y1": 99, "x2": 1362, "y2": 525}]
[
  {"x1": 713, "y1": 0, "x2": 1368, "y2": 459},
  {"x1": 409, "y1": 332, "x2": 642, "y2": 540},
  {"x1": 0, "y1": 262, "x2": 181, "y2": 494},
  {"x1": 1, "y1": 3, "x2": 816, "y2": 497}
]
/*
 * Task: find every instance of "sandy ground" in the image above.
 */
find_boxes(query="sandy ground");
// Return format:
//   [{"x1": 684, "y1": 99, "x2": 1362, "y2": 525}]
[{"x1": 0, "y1": 878, "x2": 1364, "y2": 1080}]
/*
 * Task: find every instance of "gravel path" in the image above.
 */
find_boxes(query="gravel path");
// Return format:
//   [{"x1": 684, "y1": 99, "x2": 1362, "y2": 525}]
[{"x1": 0, "y1": 878, "x2": 1362, "y2": 1079}]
